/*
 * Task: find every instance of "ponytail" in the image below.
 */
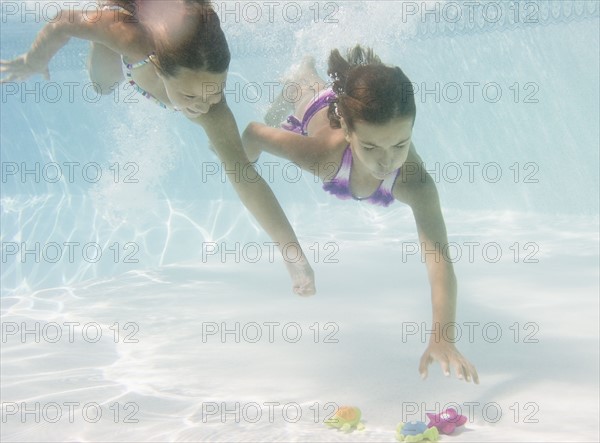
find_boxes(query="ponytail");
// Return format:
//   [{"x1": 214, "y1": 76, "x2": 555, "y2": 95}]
[{"x1": 326, "y1": 45, "x2": 415, "y2": 132}]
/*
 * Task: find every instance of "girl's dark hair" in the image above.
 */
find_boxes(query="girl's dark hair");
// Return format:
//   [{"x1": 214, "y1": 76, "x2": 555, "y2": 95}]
[
  {"x1": 108, "y1": 0, "x2": 230, "y2": 75},
  {"x1": 327, "y1": 45, "x2": 416, "y2": 132},
  {"x1": 108, "y1": 0, "x2": 211, "y2": 15}
]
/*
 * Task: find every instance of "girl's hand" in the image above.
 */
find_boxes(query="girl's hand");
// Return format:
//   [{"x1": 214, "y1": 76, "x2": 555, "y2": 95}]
[
  {"x1": 0, "y1": 54, "x2": 50, "y2": 83},
  {"x1": 419, "y1": 341, "x2": 479, "y2": 384},
  {"x1": 284, "y1": 257, "x2": 316, "y2": 296}
]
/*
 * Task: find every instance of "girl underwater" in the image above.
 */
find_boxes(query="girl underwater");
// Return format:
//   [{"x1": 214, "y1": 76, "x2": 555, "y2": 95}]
[
  {"x1": 0, "y1": 0, "x2": 315, "y2": 296},
  {"x1": 242, "y1": 46, "x2": 479, "y2": 383}
]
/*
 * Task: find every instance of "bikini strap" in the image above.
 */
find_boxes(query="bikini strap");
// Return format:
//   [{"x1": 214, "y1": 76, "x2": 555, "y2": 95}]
[
  {"x1": 335, "y1": 146, "x2": 353, "y2": 182},
  {"x1": 124, "y1": 54, "x2": 154, "y2": 70},
  {"x1": 322, "y1": 146, "x2": 353, "y2": 200},
  {"x1": 299, "y1": 88, "x2": 337, "y2": 135},
  {"x1": 122, "y1": 54, "x2": 168, "y2": 109}
]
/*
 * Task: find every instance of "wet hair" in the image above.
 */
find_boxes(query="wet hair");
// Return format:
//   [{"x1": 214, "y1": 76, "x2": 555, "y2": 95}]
[
  {"x1": 107, "y1": 0, "x2": 210, "y2": 15},
  {"x1": 104, "y1": 0, "x2": 133, "y2": 13},
  {"x1": 327, "y1": 45, "x2": 416, "y2": 132},
  {"x1": 107, "y1": 0, "x2": 230, "y2": 76}
]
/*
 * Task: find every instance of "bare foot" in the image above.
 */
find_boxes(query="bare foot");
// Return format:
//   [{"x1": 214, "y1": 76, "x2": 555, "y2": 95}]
[
  {"x1": 264, "y1": 93, "x2": 294, "y2": 128},
  {"x1": 265, "y1": 56, "x2": 326, "y2": 128},
  {"x1": 286, "y1": 56, "x2": 323, "y2": 87}
]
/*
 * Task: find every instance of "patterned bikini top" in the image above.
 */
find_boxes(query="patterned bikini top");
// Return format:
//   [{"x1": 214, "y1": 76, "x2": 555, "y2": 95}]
[
  {"x1": 122, "y1": 55, "x2": 168, "y2": 109},
  {"x1": 102, "y1": 3, "x2": 169, "y2": 109}
]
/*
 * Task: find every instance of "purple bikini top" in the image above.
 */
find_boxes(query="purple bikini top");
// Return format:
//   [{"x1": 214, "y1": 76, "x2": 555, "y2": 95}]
[
  {"x1": 281, "y1": 88, "x2": 337, "y2": 136},
  {"x1": 323, "y1": 147, "x2": 399, "y2": 207},
  {"x1": 282, "y1": 88, "x2": 400, "y2": 207}
]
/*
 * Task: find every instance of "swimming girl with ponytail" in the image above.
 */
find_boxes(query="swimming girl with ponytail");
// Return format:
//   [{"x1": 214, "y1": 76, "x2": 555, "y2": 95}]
[
  {"x1": 243, "y1": 46, "x2": 478, "y2": 383},
  {"x1": 0, "y1": 0, "x2": 315, "y2": 296}
]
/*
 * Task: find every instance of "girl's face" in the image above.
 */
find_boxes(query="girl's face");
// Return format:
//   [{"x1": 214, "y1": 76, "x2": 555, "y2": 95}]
[
  {"x1": 158, "y1": 67, "x2": 227, "y2": 118},
  {"x1": 342, "y1": 117, "x2": 413, "y2": 180}
]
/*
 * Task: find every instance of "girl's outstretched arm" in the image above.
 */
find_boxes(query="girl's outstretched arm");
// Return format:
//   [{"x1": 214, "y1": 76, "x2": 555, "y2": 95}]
[
  {"x1": 397, "y1": 144, "x2": 479, "y2": 383},
  {"x1": 195, "y1": 102, "x2": 316, "y2": 296},
  {"x1": 0, "y1": 8, "x2": 135, "y2": 83},
  {"x1": 242, "y1": 121, "x2": 335, "y2": 173}
]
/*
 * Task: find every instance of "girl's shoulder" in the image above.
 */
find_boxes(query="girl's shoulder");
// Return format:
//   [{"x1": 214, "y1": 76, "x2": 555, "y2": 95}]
[
  {"x1": 392, "y1": 143, "x2": 437, "y2": 205},
  {"x1": 313, "y1": 125, "x2": 348, "y2": 162},
  {"x1": 92, "y1": 3, "x2": 149, "y2": 58}
]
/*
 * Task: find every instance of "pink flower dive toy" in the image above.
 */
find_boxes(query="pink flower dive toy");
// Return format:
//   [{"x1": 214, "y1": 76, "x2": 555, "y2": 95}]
[{"x1": 426, "y1": 408, "x2": 467, "y2": 434}]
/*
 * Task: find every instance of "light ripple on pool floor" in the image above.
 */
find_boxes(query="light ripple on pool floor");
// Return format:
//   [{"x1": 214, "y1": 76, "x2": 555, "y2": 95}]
[{"x1": 1, "y1": 213, "x2": 598, "y2": 441}]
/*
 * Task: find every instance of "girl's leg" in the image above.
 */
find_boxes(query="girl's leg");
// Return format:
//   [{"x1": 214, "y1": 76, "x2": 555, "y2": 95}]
[
  {"x1": 245, "y1": 57, "x2": 329, "y2": 163},
  {"x1": 87, "y1": 42, "x2": 124, "y2": 95},
  {"x1": 264, "y1": 56, "x2": 327, "y2": 127},
  {"x1": 264, "y1": 93, "x2": 294, "y2": 128}
]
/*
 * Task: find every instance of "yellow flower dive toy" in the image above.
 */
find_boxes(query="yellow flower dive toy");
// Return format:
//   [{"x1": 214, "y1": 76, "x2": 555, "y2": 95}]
[
  {"x1": 325, "y1": 406, "x2": 365, "y2": 432},
  {"x1": 396, "y1": 421, "x2": 439, "y2": 442}
]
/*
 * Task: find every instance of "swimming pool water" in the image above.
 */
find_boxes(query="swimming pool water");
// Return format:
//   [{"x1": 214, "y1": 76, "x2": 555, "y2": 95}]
[{"x1": 1, "y1": 1, "x2": 599, "y2": 441}]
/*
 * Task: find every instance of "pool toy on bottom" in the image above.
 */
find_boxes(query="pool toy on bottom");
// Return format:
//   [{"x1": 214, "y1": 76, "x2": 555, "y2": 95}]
[
  {"x1": 396, "y1": 421, "x2": 439, "y2": 442},
  {"x1": 426, "y1": 408, "x2": 467, "y2": 434},
  {"x1": 324, "y1": 406, "x2": 365, "y2": 432}
]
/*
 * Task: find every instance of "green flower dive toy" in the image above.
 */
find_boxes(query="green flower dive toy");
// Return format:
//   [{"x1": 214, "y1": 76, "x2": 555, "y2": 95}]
[
  {"x1": 396, "y1": 421, "x2": 439, "y2": 442},
  {"x1": 325, "y1": 406, "x2": 365, "y2": 432}
]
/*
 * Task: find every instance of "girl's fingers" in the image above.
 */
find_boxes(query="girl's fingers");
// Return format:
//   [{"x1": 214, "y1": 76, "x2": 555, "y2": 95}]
[
  {"x1": 418, "y1": 352, "x2": 433, "y2": 379},
  {"x1": 439, "y1": 355, "x2": 451, "y2": 377},
  {"x1": 452, "y1": 355, "x2": 479, "y2": 383},
  {"x1": 469, "y1": 363, "x2": 480, "y2": 384},
  {"x1": 420, "y1": 346, "x2": 479, "y2": 383},
  {"x1": 452, "y1": 359, "x2": 467, "y2": 380}
]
